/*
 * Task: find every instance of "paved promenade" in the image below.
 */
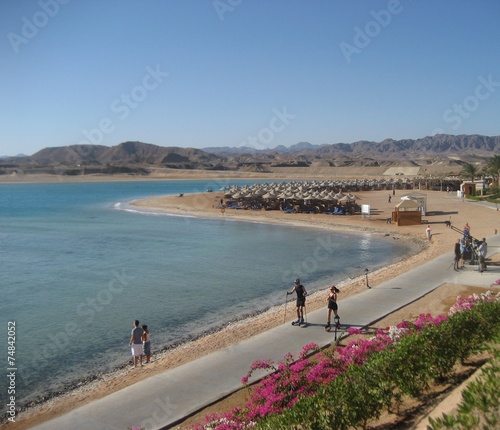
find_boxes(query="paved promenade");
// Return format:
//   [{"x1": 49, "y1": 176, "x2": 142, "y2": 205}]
[{"x1": 32, "y1": 232, "x2": 500, "y2": 430}]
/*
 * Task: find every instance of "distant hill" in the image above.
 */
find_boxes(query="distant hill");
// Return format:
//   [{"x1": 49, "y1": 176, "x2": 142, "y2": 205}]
[
  {"x1": 1, "y1": 134, "x2": 498, "y2": 178},
  {"x1": 202, "y1": 134, "x2": 500, "y2": 158},
  {"x1": 30, "y1": 141, "x2": 223, "y2": 169}
]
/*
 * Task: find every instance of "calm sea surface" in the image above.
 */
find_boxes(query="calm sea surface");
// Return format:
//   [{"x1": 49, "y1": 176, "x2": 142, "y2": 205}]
[{"x1": 0, "y1": 179, "x2": 412, "y2": 407}]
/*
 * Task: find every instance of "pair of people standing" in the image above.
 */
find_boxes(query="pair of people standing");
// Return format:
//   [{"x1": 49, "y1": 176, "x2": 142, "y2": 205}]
[
  {"x1": 129, "y1": 320, "x2": 152, "y2": 367},
  {"x1": 287, "y1": 279, "x2": 340, "y2": 330}
]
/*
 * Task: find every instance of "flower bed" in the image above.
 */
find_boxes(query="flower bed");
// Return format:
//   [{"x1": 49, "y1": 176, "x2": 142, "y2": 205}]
[{"x1": 192, "y1": 291, "x2": 500, "y2": 430}]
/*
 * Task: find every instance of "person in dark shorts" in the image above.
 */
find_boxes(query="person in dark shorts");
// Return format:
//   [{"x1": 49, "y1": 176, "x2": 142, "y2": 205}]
[
  {"x1": 325, "y1": 285, "x2": 340, "y2": 330},
  {"x1": 454, "y1": 239, "x2": 462, "y2": 270},
  {"x1": 287, "y1": 279, "x2": 307, "y2": 325},
  {"x1": 141, "y1": 324, "x2": 151, "y2": 364}
]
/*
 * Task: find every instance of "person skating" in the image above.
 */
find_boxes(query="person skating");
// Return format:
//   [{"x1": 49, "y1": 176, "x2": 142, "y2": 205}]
[
  {"x1": 287, "y1": 279, "x2": 307, "y2": 325},
  {"x1": 325, "y1": 285, "x2": 340, "y2": 331}
]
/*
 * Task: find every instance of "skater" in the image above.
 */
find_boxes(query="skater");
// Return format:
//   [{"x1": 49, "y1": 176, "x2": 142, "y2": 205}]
[
  {"x1": 287, "y1": 279, "x2": 307, "y2": 325},
  {"x1": 454, "y1": 239, "x2": 461, "y2": 270},
  {"x1": 325, "y1": 285, "x2": 340, "y2": 331}
]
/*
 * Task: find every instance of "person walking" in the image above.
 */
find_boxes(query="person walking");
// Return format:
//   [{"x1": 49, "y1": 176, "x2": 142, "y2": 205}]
[
  {"x1": 325, "y1": 285, "x2": 340, "y2": 331},
  {"x1": 454, "y1": 239, "x2": 461, "y2": 270},
  {"x1": 426, "y1": 225, "x2": 432, "y2": 241},
  {"x1": 142, "y1": 324, "x2": 151, "y2": 364},
  {"x1": 287, "y1": 279, "x2": 307, "y2": 326},
  {"x1": 478, "y1": 238, "x2": 488, "y2": 272},
  {"x1": 129, "y1": 320, "x2": 143, "y2": 368}
]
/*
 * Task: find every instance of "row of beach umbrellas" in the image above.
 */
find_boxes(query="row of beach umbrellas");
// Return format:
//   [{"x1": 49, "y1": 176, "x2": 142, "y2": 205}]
[{"x1": 221, "y1": 181, "x2": 363, "y2": 202}]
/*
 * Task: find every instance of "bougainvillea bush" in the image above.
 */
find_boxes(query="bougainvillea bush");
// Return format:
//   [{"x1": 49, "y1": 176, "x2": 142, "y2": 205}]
[{"x1": 192, "y1": 292, "x2": 500, "y2": 430}]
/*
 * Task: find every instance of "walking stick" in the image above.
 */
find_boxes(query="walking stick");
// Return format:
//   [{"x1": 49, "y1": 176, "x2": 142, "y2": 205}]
[{"x1": 284, "y1": 293, "x2": 289, "y2": 323}]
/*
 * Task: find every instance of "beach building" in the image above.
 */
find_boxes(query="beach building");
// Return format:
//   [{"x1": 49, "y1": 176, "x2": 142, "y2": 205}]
[
  {"x1": 459, "y1": 179, "x2": 490, "y2": 196},
  {"x1": 391, "y1": 193, "x2": 427, "y2": 226}
]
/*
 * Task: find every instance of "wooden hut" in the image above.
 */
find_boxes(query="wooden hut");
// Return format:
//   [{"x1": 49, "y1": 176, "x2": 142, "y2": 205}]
[{"x1": 392, "y1": 199, "x2": 422, "y2": 226}]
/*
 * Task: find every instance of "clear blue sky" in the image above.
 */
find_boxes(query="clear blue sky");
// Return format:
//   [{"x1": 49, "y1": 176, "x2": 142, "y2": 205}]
[{"x1": 1, "y1": 0, "x2": 500, "y2": 156}]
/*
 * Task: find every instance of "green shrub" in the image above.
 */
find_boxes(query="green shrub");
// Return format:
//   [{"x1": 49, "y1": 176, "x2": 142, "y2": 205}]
[{"x1": 428, "y1": 340, "x2": 500, "y2": 429}]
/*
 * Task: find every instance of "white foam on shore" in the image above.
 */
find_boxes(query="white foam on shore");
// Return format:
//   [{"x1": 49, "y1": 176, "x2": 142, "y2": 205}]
[{"x1": 116, "y1": 200, "x2": 198, "y2": 218}]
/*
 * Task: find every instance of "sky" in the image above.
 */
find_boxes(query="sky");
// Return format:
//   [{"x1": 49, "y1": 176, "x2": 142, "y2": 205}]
[{"x1": 1, "y1": 0, "x2": 500, "y2": 156}]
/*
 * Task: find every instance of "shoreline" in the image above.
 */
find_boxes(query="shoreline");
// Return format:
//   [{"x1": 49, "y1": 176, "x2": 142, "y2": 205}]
[
  {"x1": 7, "y1": 211, "x2": 424, "y2": 424},
  {"x1": 5, "y1": 186, "x2": 499, "y2": 429}
]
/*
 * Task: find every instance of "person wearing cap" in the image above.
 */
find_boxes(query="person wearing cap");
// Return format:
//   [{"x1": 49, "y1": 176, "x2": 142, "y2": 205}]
[
  {"x1": 287, "y1": 279, "x2": 307, "y2": 326},
  {"x1": 325, "y1": 285, "x2": 340, "y2": 331}
]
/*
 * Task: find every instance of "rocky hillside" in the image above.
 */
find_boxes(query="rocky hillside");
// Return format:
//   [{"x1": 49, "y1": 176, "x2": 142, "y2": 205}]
[
  {"x1": 1, "y1": 134, "x2": 498, "y2": 178},
  {"x1": 205, "y1": 134, "x2": 500, "y2": 159}
]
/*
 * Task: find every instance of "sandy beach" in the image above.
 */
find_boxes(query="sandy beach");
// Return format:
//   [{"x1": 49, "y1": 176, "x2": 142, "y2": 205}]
[{"x1": 4, "y1": 182, "x2": 499, "y2": 430}]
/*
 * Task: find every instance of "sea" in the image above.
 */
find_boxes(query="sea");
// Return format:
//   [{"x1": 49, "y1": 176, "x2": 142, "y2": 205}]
[{"x1": 0, "y1": 179, "x2": 414, "y2": 410}]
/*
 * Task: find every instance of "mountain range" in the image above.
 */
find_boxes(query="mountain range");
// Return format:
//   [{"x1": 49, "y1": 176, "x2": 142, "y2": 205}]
[{"x1": 1, "y1": 134, "x2": 498, "y2": 178}]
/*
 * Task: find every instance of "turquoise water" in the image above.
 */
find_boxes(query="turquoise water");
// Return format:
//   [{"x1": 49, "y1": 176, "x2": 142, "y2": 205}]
[{"x1": 0, "y1": 179, "x2": 412, "y2": 407}]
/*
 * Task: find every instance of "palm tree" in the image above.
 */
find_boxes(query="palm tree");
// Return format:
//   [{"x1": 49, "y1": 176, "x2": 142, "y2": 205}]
[
  {"x1": 486, "y1": 155, "x2": 500, "y2": 186},
  {"x1": 461, "y1": 162, "x2": 478, "y2": 182}
]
